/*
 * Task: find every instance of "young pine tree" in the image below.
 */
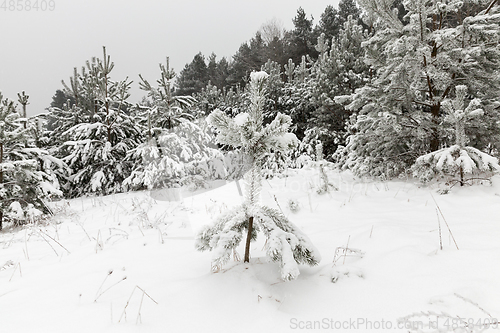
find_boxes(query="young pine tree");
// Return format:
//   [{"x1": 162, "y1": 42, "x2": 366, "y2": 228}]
[
  {"x1": 125, "y1": 58, "x2": 223, "y2": 190},
  {"x1": 412, "y1": 85, "x2": 500, "y2": 185},
  {"x1": 47, "y1": 47, "x2": 141, "y2": 197},
  {"x1": 195, "y1": 71, "x2": 321, "y2": 281},
  {"x1": 0, "y1": 93, "x2": 62, "y2": 230}
]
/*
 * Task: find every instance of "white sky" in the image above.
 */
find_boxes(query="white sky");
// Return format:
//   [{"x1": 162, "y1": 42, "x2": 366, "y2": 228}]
[{"x1": 0, "y1": 0, "x2": 338, "y2": 115}]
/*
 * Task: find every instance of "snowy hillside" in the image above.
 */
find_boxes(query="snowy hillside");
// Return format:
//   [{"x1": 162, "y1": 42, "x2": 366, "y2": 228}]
[{"x1": 1, "y1": 169, "x2": 500, "y2": 333}]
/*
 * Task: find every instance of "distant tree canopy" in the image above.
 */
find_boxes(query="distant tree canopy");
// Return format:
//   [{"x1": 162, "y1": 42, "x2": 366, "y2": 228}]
[
  {"x1": 175, "y1": 53, "x2": 210, "y2": 96},
  {"x1": 50, "y1": 89, "x2": 75, "y2": 109},
  {"x1": 174, "y1": 2, "x2": 364, "y2": 96},
  {"x1": 48, "y1": 3, "x2": 368, "y2": 101}
]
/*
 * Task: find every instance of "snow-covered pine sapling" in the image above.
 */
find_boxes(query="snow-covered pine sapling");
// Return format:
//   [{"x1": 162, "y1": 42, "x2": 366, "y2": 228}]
[
  {"x1": 195, "y1": 71, "x2": 321, "y2": 281},
  {"x1": 17, "y1": 91, "x2": 29, "y2": 129},
  {"x1": 50, "y1": 47, "x2": 141, "y2": 198},
  {"x1": 287, "y1": 198, "x2": 300, "y2": 213},
  {"x1": 125, "y1": 57, "x2": 221, "y2": 191},
  {"x1": 0, "y1": 92, "x2": 61, "y2": 230},
  {"x1": 315, "y1": 142, "x2": 336, "y2": 194},
  {"x1": 412, "y1": 86, "x2": 500, "y2": 186}
]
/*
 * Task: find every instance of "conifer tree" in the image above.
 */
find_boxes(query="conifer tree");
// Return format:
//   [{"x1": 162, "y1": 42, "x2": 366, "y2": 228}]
[
  {"x1": 0, "y1": 93, "x2": 62, "y2": 230},
  {"x1": 337, "y1": 0, "x2": 500, "y2": 178},
  {"x1": 196, "y1": 71, "x2": 321, "y2": 281},
  {"x1": 261, "y1": 60, "x2": 286, "y2": 122},
  {"x1": 138, "y1": 57, "x2": 196, "y2": 134},
  {"x1": 315, "y1": 5, "x2": 341, "y2": 43},
  {"x1": 228, "y1": 33, "x2": 268, "y2": 87},
  {"x1": 289, "y1": 7, "x2": 318, "y2": 64},
  {"x1": 412, "y1": 85, "x2": 500, "y2": 185},
  {"x1": 47, "y1": 47, "x2": 141, "y2": 197},
  {"x1": 337, "y1": 0, "x2": 361, "y2": 27},
  {"x1": 17, "y1": 91, "x2": 29, "y2": 129},
  {"x1": 194, "y1": 82, "x2": 245, "y2": 116},
  {"x1": 49, "y1": 89, "x2": 75, "y2": 110},
  {"x1": 306, "y1": 16, "x2": 370, "y2": 159},
  {"x1": 175, "y1": 53, "x2": 209, "y2": 96},
  {"x1": 125, "y1": 58, "x2": 222, "y2": 190},
  {"x1": 281, "y1": 56, "x2": 315, "y2": 142}
]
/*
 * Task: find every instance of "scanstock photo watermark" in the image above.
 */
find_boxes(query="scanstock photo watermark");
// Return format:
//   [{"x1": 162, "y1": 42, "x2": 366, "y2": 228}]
[
  {"x1": 1, "y1": 0, "x2": 55, "y2": 11},
  {"x1": 289, "y1": 317, "x2": 500, "y2": 331}
]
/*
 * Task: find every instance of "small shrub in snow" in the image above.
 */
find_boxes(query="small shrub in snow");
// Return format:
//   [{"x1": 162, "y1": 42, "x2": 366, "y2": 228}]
[
  {"x1": 311, "y1": 142, "x2": 337, "y2": 194},
  {"x1": 195, "y1": 71, "x2": 321, "y2": 281},
  {"x1": 287, "y1": 199, "x2": 300, "y2": 213},
  {"x1": 331, "y1": 266, "x2": 364, "y2": 283},
  {"x1": 316, "y1": 163, "x2": 334, "y2": 194}
]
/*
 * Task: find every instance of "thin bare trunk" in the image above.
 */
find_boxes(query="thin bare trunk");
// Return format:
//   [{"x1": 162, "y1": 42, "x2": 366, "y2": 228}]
[
  {"x1": 148, "y1": 112, "x2": 152, "y2": 141},
  {"x1": 0, "y1": 142, "x2": 3, "y2": 184},
  {"x1": 22, "y1": 104, "x2": 27, "y2": 129},
  {"x1": 102, "y1": 46, "x2": 112, "y2": 144},
  {"x1": 430, "y1": 103, "x2": 440, "y2": 151},
  {"x1": 244, "y1": 216, "x2": 254, "y2": 263},
  {"x1": 485, "y1": 0, "x2": 498, "y2": 14}
]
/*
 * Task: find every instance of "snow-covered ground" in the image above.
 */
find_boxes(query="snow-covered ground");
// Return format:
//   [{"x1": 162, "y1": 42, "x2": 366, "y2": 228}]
[{"x1": 1, "y1": 169, "x2": 500, "y2": 333}]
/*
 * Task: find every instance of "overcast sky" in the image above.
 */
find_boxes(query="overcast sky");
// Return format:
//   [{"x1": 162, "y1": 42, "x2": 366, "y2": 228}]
[{"x1": 0, "y1": 0, "x2": 338, "y2": 115}]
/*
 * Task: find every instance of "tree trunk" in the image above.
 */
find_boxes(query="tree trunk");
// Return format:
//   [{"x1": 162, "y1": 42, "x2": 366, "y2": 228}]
[
  {"x1": 93, "y1": 100, "x2": 98, "y2": 121},
  {"x1": 460, "y1": 165, "x2": 464, "y2": 186},
  {"x1": 22, "y1": 104, "x2": 27, "y2": 129},
  {"x1": 104, "y1": 47, "x2": 112, "y2": 145},
  {"x1": 430, "y1": 103, "x2": 441, "y2": 152},
  {"x1": 244, "y1": 216, "x2": 254, "y2": 263},
  {"x1": 148, "y1": 112, "x2": 152, "y2": 141},
  {"x1": 0, "y1": 142, "x2": 3, "y2": 184}
]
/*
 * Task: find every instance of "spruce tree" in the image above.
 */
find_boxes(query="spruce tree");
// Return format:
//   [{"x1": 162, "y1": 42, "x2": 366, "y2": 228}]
[{"x1": 196, "y1": 71, "x2": 321, "y2": 281}]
